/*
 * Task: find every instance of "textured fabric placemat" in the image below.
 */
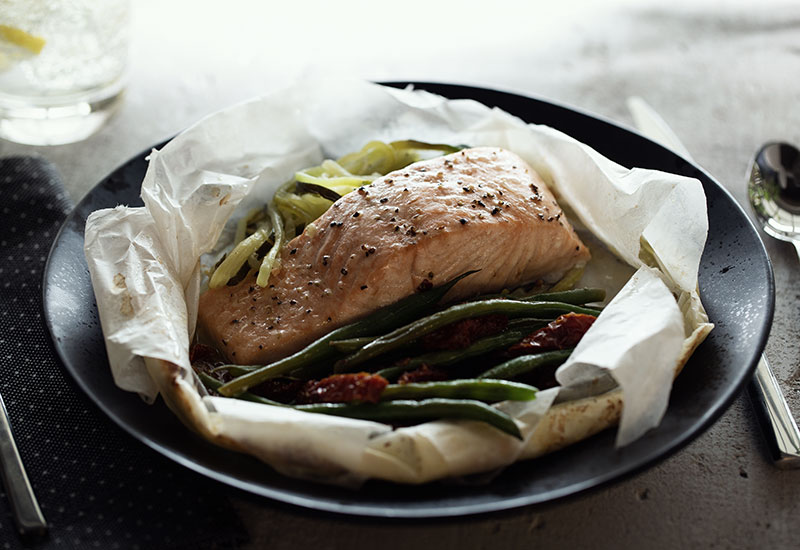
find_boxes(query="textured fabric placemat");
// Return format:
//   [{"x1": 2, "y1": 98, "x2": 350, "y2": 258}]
[{"x1": 0, "y1": 156, "x2": 247, "y2": 550}]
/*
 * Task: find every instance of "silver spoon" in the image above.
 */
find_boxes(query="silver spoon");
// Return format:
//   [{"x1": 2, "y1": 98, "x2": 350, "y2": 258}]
[
  {"x1": 747, "y1": 141, "x2": 800, "y2": 468},
  {"x1": 748, "y1": 142, "x2": 800, "y2": 259}
]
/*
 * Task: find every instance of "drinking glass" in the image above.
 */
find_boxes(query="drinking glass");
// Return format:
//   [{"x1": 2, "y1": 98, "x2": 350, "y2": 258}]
[{"x1": 0, "y1": 0, "x2": 129, "y2": 145}]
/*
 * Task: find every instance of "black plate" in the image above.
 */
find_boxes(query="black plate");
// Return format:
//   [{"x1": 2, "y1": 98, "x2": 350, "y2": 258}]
[{"x1": 43, "y1": 83, "x2": 774, "y2": 518}]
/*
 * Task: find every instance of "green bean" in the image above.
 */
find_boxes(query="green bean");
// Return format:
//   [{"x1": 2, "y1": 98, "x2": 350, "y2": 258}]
[
  {"x1": 478, "y1": 287, "x2": 605, "y2": 305},
  {"x1": 201, "y1": 369, "x2": 522, "y2": 438},
  {"x1": 334, "y1": 300, "x2": 599, "y2": 373},
  {"x1": 328, "y1": 336, "x2": 376, "y2": 353},
  {"x1": 381, "y1": 379, "x2": 537, "y2": 402},
  {"x1": 477, "y1": 349, "x2": 574, "y2": 380},
  {"x1": 217, "y1": 271, "x2": 477, "y2": 396},
  {"x1": 377, "y1": 327, "x2": 532, "y2": 377},
  {"x1": 374, "y1": 319, "x2": 549, "y2": 381},
  {"x1": 522, "y1": 288, "x2": 606, "y2": 305},
  {"x1": 296, "y1": 398, "x2": 522, "y2": 439},
  {"x1": 335, "y1": 319, "x2": 547, "y2": 369},
  {"x1": 196, "y1": 371, "x2": 286, "y2": 407},
  {"x1": 506, "y1": 317, "x2": 550, "y2": 331}
]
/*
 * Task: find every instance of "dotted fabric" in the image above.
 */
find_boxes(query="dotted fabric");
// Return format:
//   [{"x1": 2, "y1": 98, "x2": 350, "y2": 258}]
[{"x1": 0, "y1": 157, "x2": 246, "y2": 550}]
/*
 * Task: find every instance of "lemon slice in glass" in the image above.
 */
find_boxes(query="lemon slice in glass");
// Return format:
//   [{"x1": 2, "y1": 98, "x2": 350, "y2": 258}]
[
  {"x1": 0, "y1": 25, "x2": 45, "y2": 70},
  {"x1": 0, "y1": 25, "x2": 46, "y2": 54}
]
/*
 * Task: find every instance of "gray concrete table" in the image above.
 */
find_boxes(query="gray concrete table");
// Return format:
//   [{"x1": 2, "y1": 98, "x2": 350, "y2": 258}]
[{"x1": 3, "y1": 1, "x2": 798, "y2": 547}]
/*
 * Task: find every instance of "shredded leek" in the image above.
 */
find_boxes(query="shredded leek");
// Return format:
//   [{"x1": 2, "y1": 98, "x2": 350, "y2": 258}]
[
  {"x1": 209, "y1": 225, "x2": 271, "y2": 289},
  {"x1": 256, "y1": 205, "x2": 285, "y2": 287}
]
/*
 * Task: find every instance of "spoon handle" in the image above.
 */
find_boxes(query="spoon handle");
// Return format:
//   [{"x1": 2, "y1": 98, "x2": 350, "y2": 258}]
[{"x1": 747, "y1": 355, "x2": 800, "y2": 468}]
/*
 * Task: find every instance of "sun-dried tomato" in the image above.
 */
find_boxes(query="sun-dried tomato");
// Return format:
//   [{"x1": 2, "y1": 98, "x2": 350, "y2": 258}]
[
  {"x1": 298, "y1": 373, "x2": 389, "y2": 404},
  {"x1": 421, "y1": 314, "x2": 508, "y2": 351},
  {"x1": 397, "y1": 364, "x2": 450, "y2": 385},
  {"x1": 509, "y1": 313, "x2": 596, "y2": 354}
]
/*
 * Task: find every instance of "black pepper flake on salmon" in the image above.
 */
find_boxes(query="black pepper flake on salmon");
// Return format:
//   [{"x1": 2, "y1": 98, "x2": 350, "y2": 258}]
[
  {"x1": 341, "y1": 268, "x2": 348, "y2": 275},
  {"x1": 459, "y1": 218, "x2": 468, "y2": 224},
  {"x1": 289, "y1": 299, "x2": 297, "y2": 305},
  {"x1": 406, "y1": 227, "x2": 417, "y2": 236},
  {"x1": 322, "y1": 255, "x2": 329, "y2": 266},
  {"x1": 491, "y1": 207, "x2": 501, "y2": 215},
  {"x1": 360, "y1": 285, "x2": 368, "y2": 290},
  {"x1": 380, "y1": 198, "x2": 388, "y2": 203},
  {"x1": 417, "y1": 279, "x2": 433, "y2": 292},
  {"x1": 248, "y1": 286, "x2": 255, "y2": 293},
  {"x1": 290, "y1": 248, "x2": 297, "y2": 255},
  {"x1": 353, "y1": 212, "x2": 360, "y2": 218}
]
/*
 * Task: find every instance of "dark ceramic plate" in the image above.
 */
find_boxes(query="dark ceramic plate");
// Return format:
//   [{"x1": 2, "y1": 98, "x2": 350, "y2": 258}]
[{"x1": 43, "y1": 83, "x2": 773, "y2": 518}]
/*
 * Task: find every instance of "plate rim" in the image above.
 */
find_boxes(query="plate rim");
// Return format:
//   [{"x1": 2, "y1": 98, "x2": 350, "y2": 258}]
[{"x1": 42, "y1": 81, "x2": 775, "y2": 518}]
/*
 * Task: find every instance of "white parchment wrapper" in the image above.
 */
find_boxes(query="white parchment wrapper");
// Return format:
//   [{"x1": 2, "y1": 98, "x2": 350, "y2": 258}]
[{"x1": 84, "y1": 79, "x2": 712, "y2": 485}]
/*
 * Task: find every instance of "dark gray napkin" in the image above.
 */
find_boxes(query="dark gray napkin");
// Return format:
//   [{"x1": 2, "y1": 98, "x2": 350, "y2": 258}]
[{"x1": 0, "y1": 156, "x2": 247, "y2": 549}]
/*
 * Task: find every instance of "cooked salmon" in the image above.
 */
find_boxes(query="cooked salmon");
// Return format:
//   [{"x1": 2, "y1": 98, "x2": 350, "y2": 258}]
[{"x1": 197, "y1": 147, "x2": 591, "y2": 365}]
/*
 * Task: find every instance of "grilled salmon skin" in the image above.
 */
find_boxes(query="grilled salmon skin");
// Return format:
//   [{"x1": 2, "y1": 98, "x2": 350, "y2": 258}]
[{"x1": 197, "y1": 147, "x2": 591, "y2": 365}]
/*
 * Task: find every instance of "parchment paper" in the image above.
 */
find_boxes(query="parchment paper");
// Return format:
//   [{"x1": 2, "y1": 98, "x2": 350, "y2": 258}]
[{"x1": 83, "y1": 79, "x2": 712, "y2": 484}]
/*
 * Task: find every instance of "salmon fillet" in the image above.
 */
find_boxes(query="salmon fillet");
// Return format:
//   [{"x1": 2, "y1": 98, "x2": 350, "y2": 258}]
[{"x1": 197, "y1": 147, "x2": 591, "y2": 365}]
